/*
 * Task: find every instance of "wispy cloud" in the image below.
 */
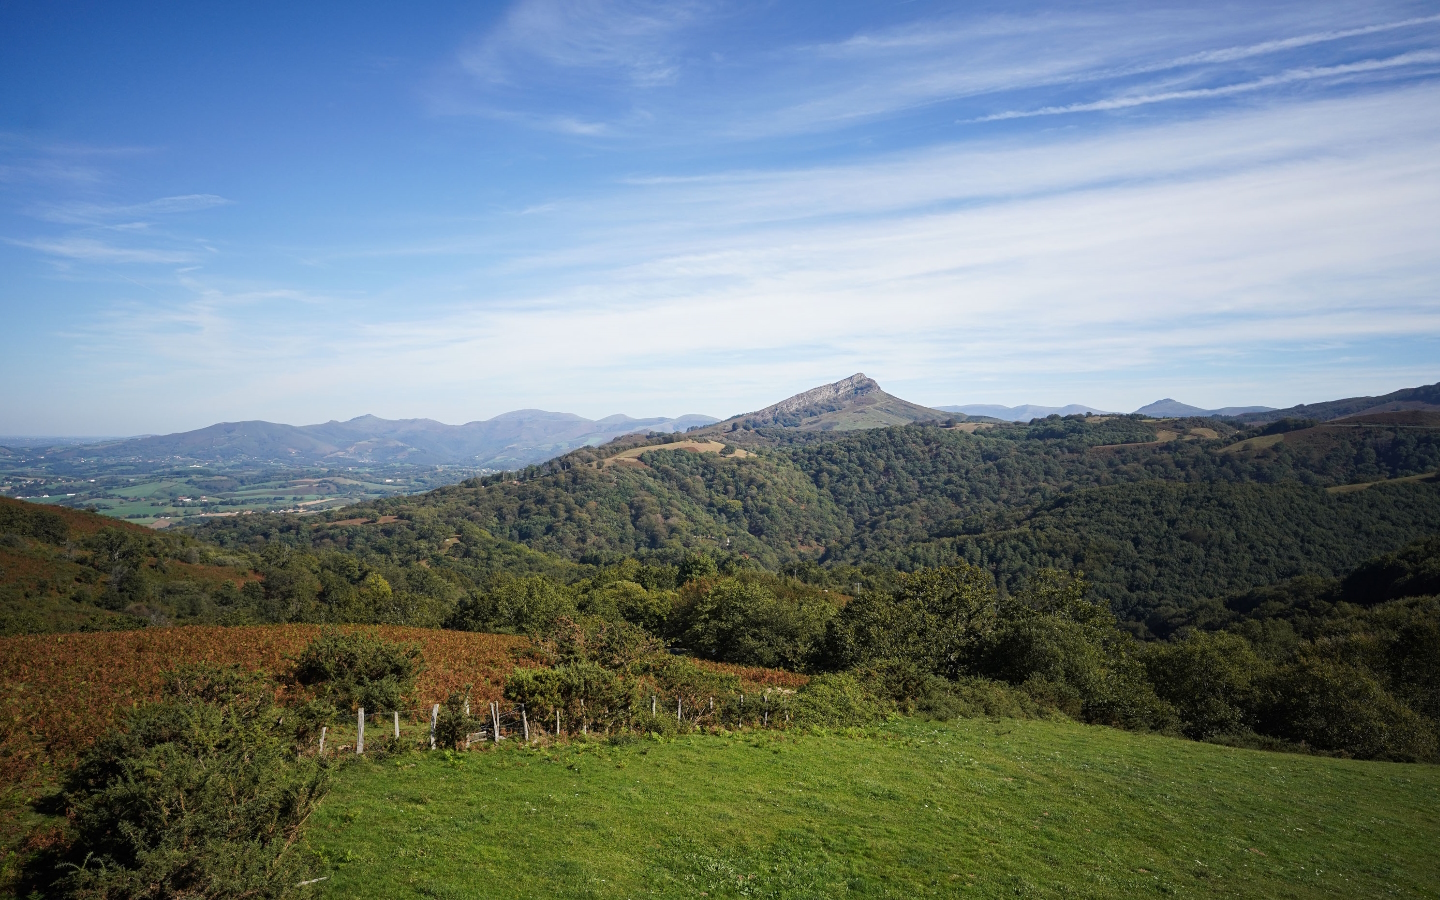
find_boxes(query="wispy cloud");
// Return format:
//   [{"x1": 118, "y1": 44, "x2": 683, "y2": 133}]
[
  {"x1": 6, "y1": 236, "x2": 197, "y2": 264},
  {"x1": 745, "y1": 9, "x2": 1440, "y2": 136},
  {"x1": 976, "y1": 50, "x2": 1440, "y2": 121},
  {"x1": 7, "y1": 2, "x2": 1440, "y2": 432},
  {"x1": 0, "y1": 135, "x2": 156, "y2": 185},
  {"x1": 1098, "y1": 13, "x2": 1440, "y2": 76},
  {"x1": 461, "y1": 0, "x2": 711, "y2": 88},
  {"x1": 33, "y1": 193, "x2": 231, "y2": 225},
  {"x1": 442, "y1": 3, "x2": 1440, "y2": 141}
]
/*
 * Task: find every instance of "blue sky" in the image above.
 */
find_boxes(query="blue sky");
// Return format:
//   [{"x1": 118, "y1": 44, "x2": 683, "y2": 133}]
[{"x1": 2, "y1": 1, "x2": 1439, "y2": 434}]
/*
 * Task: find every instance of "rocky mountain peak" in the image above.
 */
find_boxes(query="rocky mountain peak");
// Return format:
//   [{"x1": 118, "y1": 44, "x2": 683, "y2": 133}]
[{"x1": 756, "y1": 373, "x2": 881, "y2": 418}]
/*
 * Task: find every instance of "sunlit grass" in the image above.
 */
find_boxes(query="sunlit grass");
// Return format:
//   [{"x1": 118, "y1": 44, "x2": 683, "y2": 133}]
[{"x1": 306, "y1": 717, "x2": 1440, "y2": 898}]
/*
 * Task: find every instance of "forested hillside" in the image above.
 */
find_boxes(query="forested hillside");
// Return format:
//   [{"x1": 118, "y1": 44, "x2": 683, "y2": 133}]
[{"x1": 191, "y1": 412, "x2": 1440, "y2": 627}]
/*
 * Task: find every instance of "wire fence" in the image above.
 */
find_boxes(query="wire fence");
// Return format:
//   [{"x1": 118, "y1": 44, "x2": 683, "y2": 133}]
[{"x1": 307, "y1": 689, "x2": 800, "y2": 756}]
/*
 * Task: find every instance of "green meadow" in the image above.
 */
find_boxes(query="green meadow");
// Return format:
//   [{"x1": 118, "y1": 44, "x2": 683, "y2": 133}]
[{"x1": 305, "y1": 718, "x2": 1440, "y2": 899}]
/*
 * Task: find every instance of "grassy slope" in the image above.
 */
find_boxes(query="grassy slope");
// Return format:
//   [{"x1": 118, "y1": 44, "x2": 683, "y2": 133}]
[{"x1": 306, "y1": 719, "x2": 1439, "y2": 899}]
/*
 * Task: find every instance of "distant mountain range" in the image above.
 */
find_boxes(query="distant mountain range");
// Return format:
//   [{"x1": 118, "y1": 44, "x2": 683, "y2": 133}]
[
  {"x1": 936, "y1": 400, "x2": 1275, "y2": 421},
  {"x1": 9, "y1": 377, "x2": 1438, "y2": 471},
  {"x1": 937, "y1": 403, "x2": 1114, "y2": 421},
  {"x1": 1131, "y1": 399, "x2": 1276, "y2": 417},
  {"x1": 25, "y1": 411, "x2": 718, "y2": 469},
  {"x1": 944, "y1": 382, "x2": 1440, "y2": 423}
]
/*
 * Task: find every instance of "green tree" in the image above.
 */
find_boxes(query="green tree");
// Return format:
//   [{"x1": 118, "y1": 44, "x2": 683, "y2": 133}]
[
  {"x1": 678, "y1": 577, "x2": 833, "y2": 670},
  {"x1": 1257, "y1": 651, "x2": 1437, "y2": 761},
  {"x1": 825, "y1": 564, "x2": 996, "y2": 678},
  {"x1": 1142, "y1": 631, "x2": 1266, "y2": 738}
]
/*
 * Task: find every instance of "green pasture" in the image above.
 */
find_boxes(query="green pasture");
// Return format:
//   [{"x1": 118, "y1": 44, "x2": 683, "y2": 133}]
[{"x1": 305, "y1": 718, "x2": 1440, "y2": 899}]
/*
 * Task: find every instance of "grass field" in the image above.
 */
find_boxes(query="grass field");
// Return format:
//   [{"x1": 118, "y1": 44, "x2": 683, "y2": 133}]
[
  {"x1": 304, "y1": 718, "x2": 1440, "y2": 899},
  {"x1": 602, "y1": 441, "x2": 752, "y2": 467},
  {"x1": 1327, "y1": 471, "x2": 1439, "y2": 494}
]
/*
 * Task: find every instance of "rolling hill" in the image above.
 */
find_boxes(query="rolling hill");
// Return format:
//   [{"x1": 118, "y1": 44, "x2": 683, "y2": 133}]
[{"x1": 1230, "y1": 380, "x2": 1440, "y2": 424}]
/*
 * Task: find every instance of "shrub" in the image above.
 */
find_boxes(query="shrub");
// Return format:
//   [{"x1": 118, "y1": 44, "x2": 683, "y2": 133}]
[
  {"x1": 543, "y1": 615, "x2": 665, "y2": 672},
  {"x1": 791, "y1": 673, "x2": 890, "y2": 728},
  {"x1": 861, "y1": 659, "x2": 1054, "y2": 720},
  {"x1": 576, "y1": 579, "x2": 674, "y2": 631},
  {"x1": 944, "y1": 676, "x2": 1059, "y2": 720},
  {"x1": 290, "y1": 630, "x2": 423, "y2": 712},
  {"x1": 640, "y1": 656, "x2": 739, "y2": 713},
  {"x1": 504, "y1": 661, "x2": 635, "y2": 735},
  {"x1": 161, "y1": 663, "x2": 274, "y2": 711},
  {"x1": 34, "y1": 665, "x2": 328, "y2": 899},
  {"x1": 433, "y1": 687, "x2": 482, "y2": 750}
]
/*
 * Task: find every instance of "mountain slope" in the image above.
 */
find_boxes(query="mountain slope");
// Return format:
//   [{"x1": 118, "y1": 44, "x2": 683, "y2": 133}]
[{"x1": 1231, "y1": 381, "x2": 1440, "y2": 424}]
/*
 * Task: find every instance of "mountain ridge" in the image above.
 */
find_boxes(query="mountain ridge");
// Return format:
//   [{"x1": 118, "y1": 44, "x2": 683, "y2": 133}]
[
  {"x1": 1134, "y1": 399, "x2": 1276, "y2": 417},
  {"x1": 25, "y1": 410, "x2": 720, "y2": 469},
  {"x1": 938, "y1": 403, "x2": 1114, "y2": 421},
  {"x1": 1230, "y1": 381, "x2": 1440, "y2": 424}
]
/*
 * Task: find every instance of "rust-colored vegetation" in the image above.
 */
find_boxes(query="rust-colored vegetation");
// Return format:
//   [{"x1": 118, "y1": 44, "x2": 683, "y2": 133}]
[
  {"x1": 694, "y1": 659, "x2": 809, "y2": 691},
  {"x1": 0, "y1": 625, "x2": 528, "y2": 786}
]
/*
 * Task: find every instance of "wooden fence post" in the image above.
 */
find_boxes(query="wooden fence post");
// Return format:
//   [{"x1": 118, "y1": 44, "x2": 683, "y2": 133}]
[
  {"x1": 393, "y1": 710, "x2": 400, "y2": 739},
  {"x1": 651, "y1": 694, "x2": 656, "y2": 716},
  {"x1": 357, "y1": 708, "x2": 365, "y2": 754},
  {"x1": 319, "y1": 726, "x2": 327, "y2": 755},
  {"x1": 677, "y1": 697, "x2": 682, "y2": 721},
  {"x1": 556, "y1": 707, "x2": 561, "y2": 737},
  {"x1": 430, "y1": 703, "x2": 439, "y2": 750},
  {"x1": 521, "y1": 704, "x2": 530, "y2": 743},
  {"x1": 491, "y1": 701, "x2": 501, "y2": 745}
]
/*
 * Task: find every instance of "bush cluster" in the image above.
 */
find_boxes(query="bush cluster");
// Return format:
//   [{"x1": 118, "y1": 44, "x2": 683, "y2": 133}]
[{"x1": 26, "y1": 665, "x2": 329, "y2": 899}]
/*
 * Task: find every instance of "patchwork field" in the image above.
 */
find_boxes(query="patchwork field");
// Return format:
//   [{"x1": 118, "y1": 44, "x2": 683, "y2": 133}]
[
  {"x1": 305, "y1": 718, "x2": 1440, "y2": 899},
  {"x1": 0, "y1": 461, "x2": 484, "y2": 527}
]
